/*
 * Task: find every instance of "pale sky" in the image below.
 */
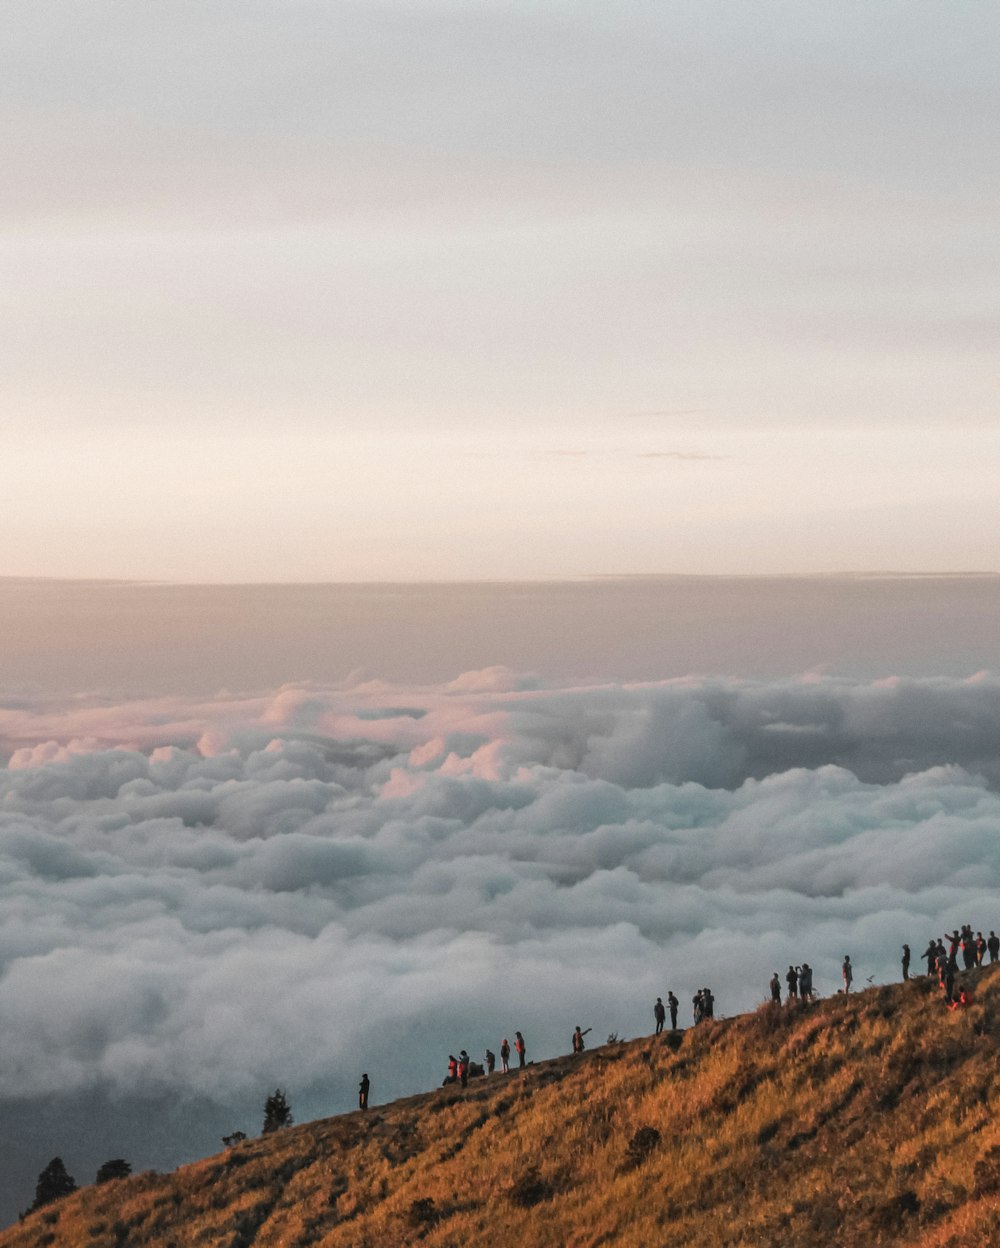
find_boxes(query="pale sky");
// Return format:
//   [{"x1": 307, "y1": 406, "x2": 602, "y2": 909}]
[{"x1": 3, "y1": 1, "x2": 998, "y2": 580}]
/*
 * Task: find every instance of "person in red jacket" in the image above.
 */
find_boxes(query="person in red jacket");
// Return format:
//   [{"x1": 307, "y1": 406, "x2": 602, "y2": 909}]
[{"x1": 446, "y1": 1055, "x2": 458, "y2": 1084}]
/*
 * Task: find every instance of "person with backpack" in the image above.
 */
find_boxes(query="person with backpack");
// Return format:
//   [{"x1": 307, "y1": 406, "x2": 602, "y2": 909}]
[
  {"x1": 514, "y1": 1032, "x2": 526, "y2": 1068},
  {"x1": 499, "y1": 1038, "x2": 510, "y2": 1073},
  {"x1": 654, "y1": 997, "x2": 666, "y2": 1034},
  {"x1": 485, "y1": 1048, "x2": 496, "y2": 1074}
]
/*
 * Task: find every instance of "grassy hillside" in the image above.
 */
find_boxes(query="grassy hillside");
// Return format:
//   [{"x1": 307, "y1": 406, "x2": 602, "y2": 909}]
[{"x1": 6, "y1": 967, "x2": 1000, "y2": 1248}]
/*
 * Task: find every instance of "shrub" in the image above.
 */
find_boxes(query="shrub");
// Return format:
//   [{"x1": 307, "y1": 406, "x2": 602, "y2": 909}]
[
  {"x1": 407, "y1": 1197, "x2": 439, "y2": 1228},
  {"x1": 510, "y1": 1167, "x2": 552, "y2": 1208},
  {"x1": 95, "y1": 1159, "x2": 132, "y2": 1184},
  {"x1": 623, "y1": 1126, "x2": 661, "y2": 1170}
]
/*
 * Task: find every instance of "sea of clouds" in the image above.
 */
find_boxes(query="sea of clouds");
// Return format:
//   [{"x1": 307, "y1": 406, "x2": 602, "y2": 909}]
[{"x1": 2, "y1": 668, "x2": 1000, "y2": 1210}]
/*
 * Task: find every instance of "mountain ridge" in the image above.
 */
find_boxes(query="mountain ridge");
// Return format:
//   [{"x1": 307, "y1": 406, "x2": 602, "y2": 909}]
[{"x1": 5, "y1": 968, "x2": 1000, "y2": 1247}]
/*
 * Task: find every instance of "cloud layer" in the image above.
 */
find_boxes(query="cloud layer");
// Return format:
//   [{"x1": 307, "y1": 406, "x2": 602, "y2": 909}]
[{"x1": 3, "y1": 671, "x2": 1000, "y2": 1109}]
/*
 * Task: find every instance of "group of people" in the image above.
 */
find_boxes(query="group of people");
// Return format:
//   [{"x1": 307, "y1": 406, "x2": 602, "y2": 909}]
[
  {"x1": 653, "y1": 993, "x2": 680, "y2": 1033},
  {"x1": 444, "y1": 1032, "x2": 527, "y2": 1087},
  {"x1": 769, "y1": 962, "x2": 818, "y2": 1004},
  {"x1": 909, "y1": 926, "x2": 1000, "y2": 1004},
  {"x1": 357, "y1": 924, "x2": 998, "y2": 1113}
]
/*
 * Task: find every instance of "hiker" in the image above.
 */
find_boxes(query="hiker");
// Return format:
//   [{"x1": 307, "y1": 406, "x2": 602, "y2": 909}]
[
  {"x1": 446, "y1": 1055, "x2": 458, "y2": 1084},
  {"x1": 785, "y1": 965, "x2": 799, "y2": 1001},
  {"x1": 358, "y1": 1073, "x2": 370, "y2": 1111},
  {"x1": 500, "y1": 1038, "x2": 511, "y2": 1073},
  {"x1": 976, "y1": 932, "x2": 986, "y2": 967},
  {"x1": 842, "y1": 956, "x2": 853, "y2": 993},
  {"x1": 458, "y1": 1050, "x2": 470, "y2": 1087},
  {"x1": 667, "y1": 991, "x2": 679, "y2": 1030},
  {"x1": 702, "y1": 988, "x2": 715, "y2": 1019},
  {"x1": 654, "y1": 997, "x2": 666, "y2": 1035},
  {"x1": 769, "y1": 972, "x2": 781, "y2": 1005},
  {"x1": 485, "y1": 1048, "x2": 496, "y2": 1075},
  {"x1": 901, "y1": 944, "x2": 910, "y2": 981},
  {"x1": 572, "y1": 1026, "x2": 590, "y2": 1054},
  {"x1": 921, "y1": 941, "x2": 938, "y2": 976},
  {"x1": 799, "y1": 963, "x2": 814, "y2": 1001},
  {"x1": 989, "y1": 931, "x2": 1000, "y2": 963},
  {"x1": 962, "y1": 926, "x2": 976, "y2": 971},
  {"x1": 692, "y1": 990, "x2": 704, "y2": 1024},
  {"x1": 514, "y1": 1032, "x2": 526, "y2": 1069}
]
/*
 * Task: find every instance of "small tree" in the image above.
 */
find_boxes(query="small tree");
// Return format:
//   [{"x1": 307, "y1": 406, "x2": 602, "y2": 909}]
[
  {"x1": 262, "y1": 1088, "x2": 293, "y2": 1134},
  {"x1": 31, "y1": 1157, "x2": 77, "y2": 1210},
  {"x1": 222, "y1": 1131, "x2": 248, "y2": 1147},
  {"x1": 95, "y1": 1159, "x2": 132, "y2": 1184}
]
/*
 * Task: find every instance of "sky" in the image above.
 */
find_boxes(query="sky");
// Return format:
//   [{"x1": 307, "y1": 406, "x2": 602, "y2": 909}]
[{"x1": 4, "y1": 0, "x2": 999, "y2": 580}]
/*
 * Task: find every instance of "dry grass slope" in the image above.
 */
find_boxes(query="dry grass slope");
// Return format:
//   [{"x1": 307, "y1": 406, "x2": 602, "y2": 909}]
[{"x1": 6, "y1": 967, "x2": 1000, "y2": 1248}]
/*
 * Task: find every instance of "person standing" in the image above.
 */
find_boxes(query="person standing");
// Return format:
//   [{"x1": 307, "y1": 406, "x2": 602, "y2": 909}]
[
  {"x1": 572, "y1": 1026, "x2": 587, "y2": 1054},
  {"x1": 514, "y1": 1032, "x2": 526, "y2": 1068},
  {"x1": 842, "y1": 955, "x2": 853, "y2": 993},
  {"x1": 458, "y1": 1051, "x2": 470, "y2": 1087},
  {"x1": 500, "y1": 1038, "x2": 510, "y2": 1073},
  {"x1": 654, "y1": 997, "x2": 666, "y2": 1035},
  {"x1": 785, "y1": 966, "x2": 799, "y2": 1001},
  {"x1": 769, "y1": 972, "x2": 781, "y2": 1005},
  {"x1": 976, "y1": 932, "x2": 986, "y2": 967},
  {"x1": 901, "y1": 944, "x2": 911, "y2": 981},
  {"x1": 358, "y1": 1073, "x2": 370, "y2": 1111},
  {"x1": 667, "y1": 991, "x2": 679, "y2": 1030},
  {"x1": 485, "y1": 1048, "x2": 496, "y2": 1075},
  {"x1": 799, "y1": 963, "x2": 813, "y2": 1001},
  {"x1": 989, "y1": 931, "x2": 1000, "y2": 963}
]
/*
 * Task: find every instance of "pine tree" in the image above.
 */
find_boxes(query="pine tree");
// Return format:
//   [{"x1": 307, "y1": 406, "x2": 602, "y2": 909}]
[
  {"x1": 261, "y1": 1088, "x2": 293, "y2": 1134},
  {"x1": 31, "y1": 1157, "x2": 77, "y2": 1210}
]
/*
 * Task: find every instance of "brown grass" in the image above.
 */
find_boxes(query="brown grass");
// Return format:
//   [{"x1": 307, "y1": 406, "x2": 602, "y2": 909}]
[{"x1": 6, "y1": 967, "x2": 1000, "y2": 1247}]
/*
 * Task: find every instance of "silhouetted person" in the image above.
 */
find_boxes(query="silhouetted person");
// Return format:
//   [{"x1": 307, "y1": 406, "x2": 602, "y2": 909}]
[
  {"x1": 786, "y1": 966, "x2": 798, "y2": 1000},
  {"x1": 447, "y1": 1055, "x2": 458, "y2": 1084},
  {"x1": 702, "y1": 988, "x2": 714, "y2": 1019},
  {"x1": 459, "y1": 1050, "x2": 470, "y2": 1087},
  {"x1": 921, "y1": 941, "x2": 937, "y2": 976},
  {"x1": 842, "y1": 956, "x2": 853, "y2": 992},
  {"x1": 976, "y1": 932, "x2": 986, "y2": 967},
  {"x1": 514, "y1": 1032, "x2": 526, "y2": 1068},
  {"x1": 901, "y1": 944, "x2": 911, "y2": 981},
  {"x1": 692, "y1": 990, "x2": 703, "y2": 1024},
  {"x1": 572, "y1": 1025, "x2": 590, "y2": 1053},
  {"x1": 358, "y1": 1073, "x2": 370, "y2": 1111},
  {"x1": 500, "y1": 1038, "x2": 510, "y2": 1073},
  {"x1": 799, "y1": 963, "x2": 813, "y2": 1001},
  {"x1": 769, "y1": 972, "x2": 781, "y2": 1005},
  {"x1": 485, "y1": 1048, "x2": 495, "y2": 1074},
  {"x1": 654, "y1": 997, "x2": 666, "y2": 1035},
  {"x1": 961, "y1": 926, "x2": 975, "y2": 971},
  {"x1": 667, "y1": 991, "x2": 679, "y2": 1030},
  {"x1": 989, "y1": 931, "x2": 1000, "y2": 963}
]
